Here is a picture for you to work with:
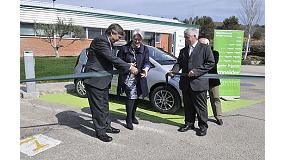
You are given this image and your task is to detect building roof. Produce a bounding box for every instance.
[20,0,199,34]
[20,0,193,27]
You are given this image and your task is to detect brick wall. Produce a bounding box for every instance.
[20,37,91,57]
[21,35,173,56]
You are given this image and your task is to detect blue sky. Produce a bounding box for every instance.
[35,0,265,24]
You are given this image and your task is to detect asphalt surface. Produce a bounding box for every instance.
[20,65,265,160]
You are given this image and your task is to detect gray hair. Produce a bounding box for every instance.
[132,29,144,39]
[199,38,210,45]
[184,28,199,38]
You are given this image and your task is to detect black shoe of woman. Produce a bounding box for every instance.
[126,122,134,130]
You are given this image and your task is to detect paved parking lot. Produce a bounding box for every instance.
[20,65,265,160]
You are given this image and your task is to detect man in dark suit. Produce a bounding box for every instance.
[199,38,223,126]
[168,28,215,136]
[84,23,138,142]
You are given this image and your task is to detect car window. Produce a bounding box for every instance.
[147,46,177,65]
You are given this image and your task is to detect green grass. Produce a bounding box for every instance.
[40,93,263,126]
[20,57,77,81]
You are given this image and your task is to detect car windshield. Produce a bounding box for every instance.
[147,46,177,65]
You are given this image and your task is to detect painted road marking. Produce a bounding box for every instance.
[20,134,61,156]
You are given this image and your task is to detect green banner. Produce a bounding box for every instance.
[213,30,244,98]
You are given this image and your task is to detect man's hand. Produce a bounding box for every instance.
[141,68,148,78]
[130,64,138,75]
[166,71,175,78]
[188,70,194,77]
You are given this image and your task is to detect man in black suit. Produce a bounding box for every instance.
[168,28,215,136]
[84,23,138,142]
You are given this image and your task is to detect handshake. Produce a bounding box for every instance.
[129,63,139,75]
[129,63,149,78]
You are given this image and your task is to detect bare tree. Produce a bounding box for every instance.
[239,0,263,60]
[34,17,85,57]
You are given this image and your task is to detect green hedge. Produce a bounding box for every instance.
[20,57,78,81]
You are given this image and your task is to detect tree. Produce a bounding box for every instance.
[172,17,179,21]
[252,25,265,40]
[222,16,241,30]
[183,16,198,25]
[239,0,263,60]
[34,17,85,57]
[196,16,215,40]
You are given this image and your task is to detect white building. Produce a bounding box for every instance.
[20,0,198,57]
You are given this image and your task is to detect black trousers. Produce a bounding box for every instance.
[182,88,208,130]
[125,99,138,122]
[85,84,111,136]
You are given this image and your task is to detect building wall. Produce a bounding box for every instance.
[20,37,91,57]
[20,35,171,56]
[20,31,173,57]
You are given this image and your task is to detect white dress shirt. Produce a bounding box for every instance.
[189,41,198,57]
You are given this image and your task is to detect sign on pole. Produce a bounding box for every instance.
[24,50,36,93]
[213,30,244,99]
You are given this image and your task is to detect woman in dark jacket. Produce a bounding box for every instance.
[117,29,150,130]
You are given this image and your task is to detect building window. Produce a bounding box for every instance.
[124,30,131,41]
[155,33,161,43]
[20,23,35,36]
[88,28,103,39]
[143,32,155,46]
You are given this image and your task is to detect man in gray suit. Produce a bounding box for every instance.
[168,28,215,136]
[84,23,138,142]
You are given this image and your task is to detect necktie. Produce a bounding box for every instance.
[188,46,193,70]
[189,45,194,57]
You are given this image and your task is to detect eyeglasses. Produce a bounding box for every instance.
[184,35,190,39]
[184,34,195,39]
[133,38,142,42]
[118,34,123,39]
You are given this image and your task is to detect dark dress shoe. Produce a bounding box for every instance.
[216,119,223,125]
[97,134,112,142]
[196,129,207,136]
[132,117,139,124]
[126,120,134,130]
[126,122,134,130]
[178,123,195,132]
[106,127,120,134]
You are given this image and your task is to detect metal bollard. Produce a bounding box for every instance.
[24,51,36,93]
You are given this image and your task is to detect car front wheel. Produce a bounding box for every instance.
[150,86,181,114]
[75,79,87,98]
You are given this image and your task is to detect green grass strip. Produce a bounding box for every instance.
[40,93,263,125]
[20,57,77,81]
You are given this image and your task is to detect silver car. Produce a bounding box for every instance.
[74,45,182,113]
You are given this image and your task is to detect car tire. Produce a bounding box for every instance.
[75,79,87,98]
[150,85,181,114]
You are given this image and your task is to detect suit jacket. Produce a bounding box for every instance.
[208,50,221,87]
[171,42,215,91]
[84,35,131,89]
[117,42,150,98]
